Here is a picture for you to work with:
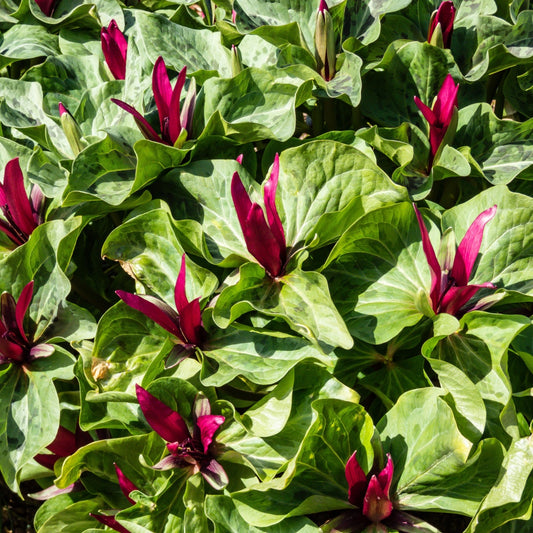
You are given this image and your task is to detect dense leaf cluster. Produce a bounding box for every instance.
[0,0,531,532]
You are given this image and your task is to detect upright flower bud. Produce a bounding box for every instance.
[314,0,336,81]
[427,1,456,49]
[101,20,128,80]
[59,103,85,156]
[231,44,243,77]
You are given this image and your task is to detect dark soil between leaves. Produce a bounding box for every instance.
[0,480,37,533]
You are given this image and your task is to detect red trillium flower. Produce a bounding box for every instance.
[414,74,459,168]
[112,56,196,147]
[101,20,128,80]
[414,204,497,316]
[135,384,228,490]
[427,1,456,48]
[231,153,287,278]
[346,451,394,525]
[116,254,205,366]
[90,464,138,533]
[0,281,54,367]
[0,158,45,247]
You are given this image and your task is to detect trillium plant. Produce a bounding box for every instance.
[0,1,531,533]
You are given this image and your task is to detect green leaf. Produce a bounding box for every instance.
[343,0,412,46]
[276,140,408,249]
[0,217,86,336]
[217,363,359,481]
[90,302,169,395]
[202,325,336,387]
[102,207,219,303]
[422,312,530,444]
[213,266,353,350]
[378,388,477,511]
[56,433,166,499]
[0,78,71,155]
[205,494,320,533]
[200,66,314,142]
[0,365,61,492]
[361,41,458,126]
[35,494,106,533]
[465,435,533,532]
[455,104,533,184]
[0,24,60,69]
[231,399,373,527]
[62,134,137,206]
[324,202,429,344]
[130,10,231,76]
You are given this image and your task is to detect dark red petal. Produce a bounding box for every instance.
[178,298,203,346]
[196,414,225,454]
[363,474,393,523]
[244,204,283,277]
[135,384,190,444]
[168,66,187,145]
[34,452,58,470]
[436,1,456,47]
[376,454,394,496]
[102,32,127,80]
[90,513,131,533]
[434,74,459,127]
[15,281,33,343]
[174,254,189,313]
[3,158,37,237]
[152,57,173,134]
[34,0,55,16]
[413,204,441,311]
[440,282,495,316]
[263,153,286,254]
[116,290,183,340]
[345,450,368,507]
[47,426,78,457]
[451,205,496,285]
[231,171,253,233]
[1,292,18,336]
[111,99,163,143]
[413,96,436,125]
[114,463,137,505]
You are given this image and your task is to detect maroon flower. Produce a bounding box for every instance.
[231,154,287,278]
[101,20,128,80]
[0,158,44,247]
[112,56,196,147]
[414,74,459,168]
[346,452,394,525]
[136,385,228,490]
[90,464,138,533]
[0,281,54,367]
[414,203,497,316]
[427,1,456,48]
[116,254,205,366]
